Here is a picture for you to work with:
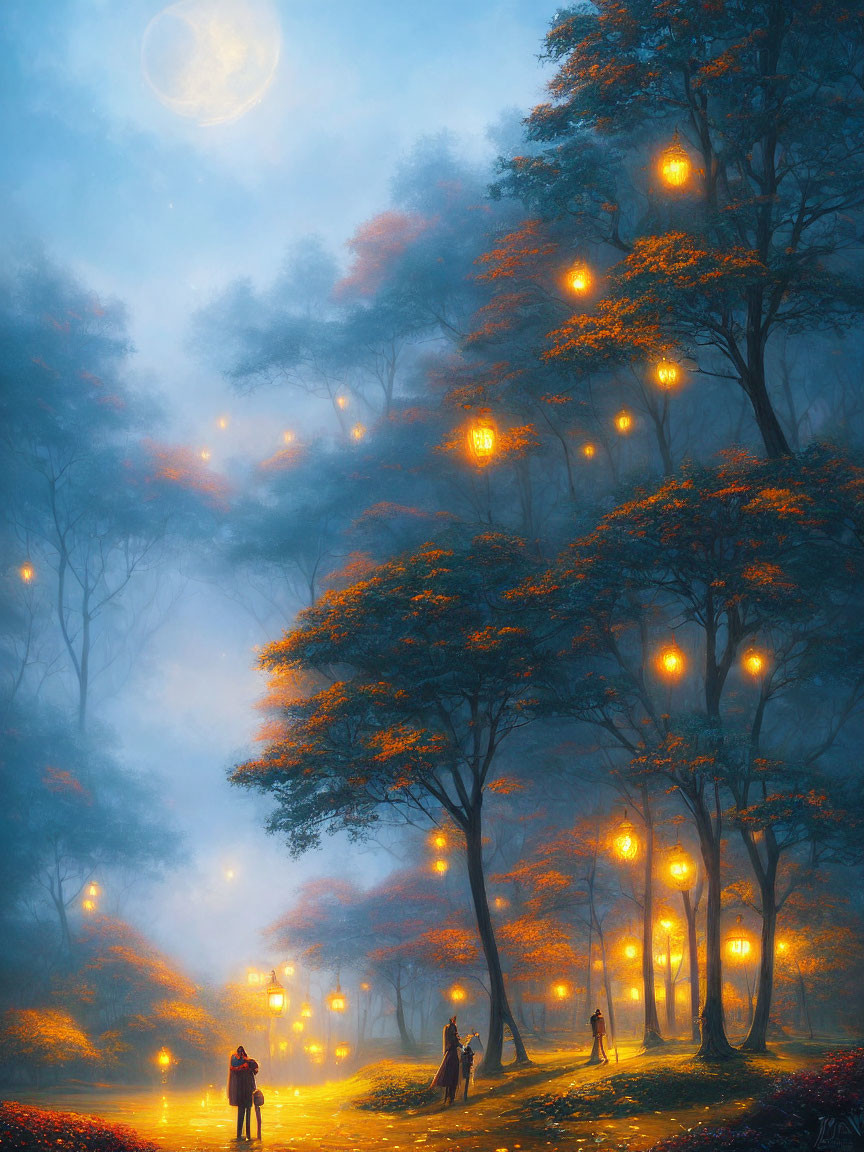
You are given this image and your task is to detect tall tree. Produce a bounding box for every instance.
[233,532,554,1072]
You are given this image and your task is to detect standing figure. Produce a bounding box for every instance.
[460,1042,475,1102]
[430,1015,462,1106]
[227,1045,257,1140]
[588,1008,609,1065]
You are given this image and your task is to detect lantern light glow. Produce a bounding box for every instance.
[656,360,680,389]
[615,410,633,435]
[19,564,34,583]
[567,262,592,295]
[613,814,639,861]
[659,131,692,188]
[658,643,685,679]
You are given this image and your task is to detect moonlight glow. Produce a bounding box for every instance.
[142,0,282,127]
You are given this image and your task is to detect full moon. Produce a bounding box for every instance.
[142,0,281,126]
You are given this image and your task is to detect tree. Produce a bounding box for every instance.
[233,532,554,1072]
[537,450,864,1056]
[498,0,864,457]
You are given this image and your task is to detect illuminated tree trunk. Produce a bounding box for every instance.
[641,788,663,1048]
[681,889,701,1043]
[739,832,779,1053]
[465,815,529,1072]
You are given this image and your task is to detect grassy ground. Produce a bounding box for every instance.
[0,1038,851,1152]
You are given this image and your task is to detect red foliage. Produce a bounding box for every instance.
[0,1103,159,1151]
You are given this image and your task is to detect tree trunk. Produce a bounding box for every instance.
[743,305,791,458]
[641,789,663,1048]
[740,885,777,1052]
[682,889,701,1043]
[394,975,415,1053]
[465,815,530,1072]
[693,814,736,1059]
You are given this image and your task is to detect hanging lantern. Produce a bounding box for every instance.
[266,970,286,1016]
[199,448,211,462]
[334,1042,351,1061]
[659,130,692,188]
[742,649,767,678]
[336,395,349,410]
[448,984,467,1003]
[725,914,753,962]
[666,843,696,891]
[582,442,596,459]
[327,986,347,1013]
[282,429,296,445]
[350,423,366,442]
[567,262,592,295]
[157,1047,172,1069]
[19,563,34,583]
[432,858,449,875]
[614,410,633,435]
[300,1002,312,1018]
[468,412,497,465]
[658,642,685,679]
[612,812,639,861]
[292,1020,304,1034]
[655,360,680,389]
[551,982,570,1001]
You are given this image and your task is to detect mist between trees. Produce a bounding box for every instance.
[3,0,864,1087]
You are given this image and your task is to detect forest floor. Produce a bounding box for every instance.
[0,1038,847,1152]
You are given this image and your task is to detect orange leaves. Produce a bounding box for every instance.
[475,219,557,283]
[144,441,230,509]
[0,1103,160,1152]
[336,211,433,299]
[487,776,527,795]
[42,765,89,800]
[0,1008,100,1066]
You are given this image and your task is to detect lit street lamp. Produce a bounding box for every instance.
[614,410,633,435]
[742,649,767,678]
[612,812,639,862]
[657,643,685,680]
[655,360,680,389]
[19,563,34,583]
[567,262,592,295]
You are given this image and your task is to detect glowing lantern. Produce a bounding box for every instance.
[82,898,96,913]
[266,970,286,1016]
[613,813,639,862]
[336,395,349,410]
[19,563,34,583]
[217,416,229,430]
[430,832,448,851]
[283,429,296,445]
[656,360,680,389]
[582,442,596,459]
[659,130,692,189]
[666,843,696,891]
[87,882,99,899]
[360,982,371,992]
[350,423,366,442]
[623,942,639,961]
[658,643,685,679]
[433,858,449,875]
[157,1047,172,1069]
[199,448,211,462]
[300,1002,312,1018]
[552,982,569,1001]
[776,940,789,955]
[567,262,592,295]
[278,1040,288,1053]
[725,915,753,962]
[659,918,675,934]
[304,1042,323,1058]
[469,417,497,464]
[334,1042,351,1061]
[629,987,641,1001]
[743,649,766,678]
[292,1020,305,1034]
[614,410,633,435]
[327,987,347,1013]
[448,985,467,1003]
[493,896,510,911]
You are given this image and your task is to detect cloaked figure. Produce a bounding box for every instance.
[431,1015,462,1105]
[227,1045,260,1140]
[587,1008,609,1065]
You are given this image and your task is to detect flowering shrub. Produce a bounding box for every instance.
[647,1049,864,1152]
[0,1103,159,1151]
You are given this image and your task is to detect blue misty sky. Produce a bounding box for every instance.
[0,0,554,978]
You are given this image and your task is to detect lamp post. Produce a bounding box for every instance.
[666,842,701,1042]
[610,808,661,1047]
[265,970,285,1081]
